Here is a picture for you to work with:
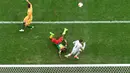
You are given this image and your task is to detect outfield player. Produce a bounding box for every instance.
[49,28,68,57]
[19,0,34,32]
[65,39,86,59]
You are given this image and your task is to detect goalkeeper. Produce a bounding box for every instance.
[49,28,68,57]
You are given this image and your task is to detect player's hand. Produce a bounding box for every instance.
[79,49,82,52]
[26,0,29,2]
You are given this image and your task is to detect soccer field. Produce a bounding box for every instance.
[0,0,130,64]
[1,24,130,64]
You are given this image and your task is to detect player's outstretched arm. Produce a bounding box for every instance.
[26,0,32,7]
[73,40,78,45]
[81,42,86,50]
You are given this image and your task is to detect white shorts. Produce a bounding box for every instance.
[71,49,79,55]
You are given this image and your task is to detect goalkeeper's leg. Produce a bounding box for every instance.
[49,32,55,39]
[62,28,68,36]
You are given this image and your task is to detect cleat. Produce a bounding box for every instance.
[50,32,54,36]
[64,28,68,31]
[74,56,79,59]
[19,29,24,32]
[62,28,68,35]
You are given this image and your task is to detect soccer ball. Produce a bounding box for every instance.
[78,2,83,7]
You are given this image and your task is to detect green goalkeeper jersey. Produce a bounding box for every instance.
[56,43,65,50]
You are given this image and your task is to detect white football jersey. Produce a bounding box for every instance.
[72,40,82,52]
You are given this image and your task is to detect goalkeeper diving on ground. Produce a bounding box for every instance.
[49,28,68,58]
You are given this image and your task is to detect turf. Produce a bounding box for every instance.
[0,0,130,64]
[0,24,130,64]
[0,0,130,21]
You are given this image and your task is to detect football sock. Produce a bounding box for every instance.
[49,32,54,39]
[21,22,25,29]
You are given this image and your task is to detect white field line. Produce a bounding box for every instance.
[0,21,130,24]
[0,64,130,67]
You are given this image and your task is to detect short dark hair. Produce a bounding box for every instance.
[61,48,67,52]
[79,39,83,43]
[28,3,30,8]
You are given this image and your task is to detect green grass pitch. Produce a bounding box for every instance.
[0,0,130,64]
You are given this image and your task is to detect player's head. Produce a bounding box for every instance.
[61,48,67,52]
[28,3,31,8]
[79,39,83,43]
